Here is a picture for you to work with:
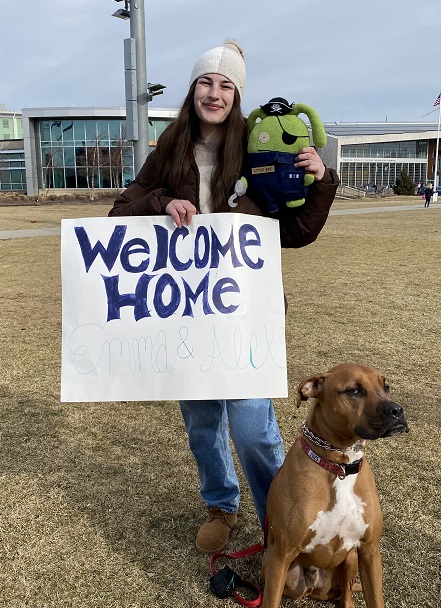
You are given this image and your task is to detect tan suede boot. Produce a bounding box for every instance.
[195,507,238,554]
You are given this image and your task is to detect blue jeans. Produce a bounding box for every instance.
[179,398,285,528]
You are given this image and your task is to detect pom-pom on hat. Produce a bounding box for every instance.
[189,40,246,100]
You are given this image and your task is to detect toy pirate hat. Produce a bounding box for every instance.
[260,98,294,115]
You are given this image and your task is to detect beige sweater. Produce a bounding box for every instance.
[194,140,219,214]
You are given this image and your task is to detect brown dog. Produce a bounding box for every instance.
[261,363,408,608]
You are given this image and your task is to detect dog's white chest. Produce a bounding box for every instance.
[305,476,368,552]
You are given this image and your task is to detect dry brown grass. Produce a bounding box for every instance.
[0,198,440,607]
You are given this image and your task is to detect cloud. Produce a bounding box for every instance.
[4,0,441,122]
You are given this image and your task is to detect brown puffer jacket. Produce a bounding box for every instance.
[108,149,339,250]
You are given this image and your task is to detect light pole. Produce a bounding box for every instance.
[112,0,163,176]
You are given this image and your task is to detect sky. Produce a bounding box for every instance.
[3,0,441,124]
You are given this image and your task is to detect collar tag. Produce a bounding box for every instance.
[307,448,321,465]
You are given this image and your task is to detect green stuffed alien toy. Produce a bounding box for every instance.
[228,97,327,212]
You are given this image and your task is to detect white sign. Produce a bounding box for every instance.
[61,214,287,402]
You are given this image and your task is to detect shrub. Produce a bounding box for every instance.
[394,170,415,195]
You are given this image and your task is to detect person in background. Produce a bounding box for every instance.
[424,183,433,207]
[108,40,339,554]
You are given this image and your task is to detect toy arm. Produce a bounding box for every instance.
[228,176,248,207]
[293,103,327,148]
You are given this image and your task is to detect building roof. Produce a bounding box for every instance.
[21,106,178,120]
[323,122,440,136]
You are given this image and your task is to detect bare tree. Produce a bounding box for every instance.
[76,133,104,201]
[40,150,54,202]
[108,134,132,194]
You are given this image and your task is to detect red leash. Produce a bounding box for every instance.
[209,542,265,607]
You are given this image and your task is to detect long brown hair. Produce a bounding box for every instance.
[153,82,248,210]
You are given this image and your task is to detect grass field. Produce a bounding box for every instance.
[0,197,440,607]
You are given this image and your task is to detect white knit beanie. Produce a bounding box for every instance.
[189,40,246,100]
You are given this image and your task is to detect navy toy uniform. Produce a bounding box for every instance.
[245,151,307,213]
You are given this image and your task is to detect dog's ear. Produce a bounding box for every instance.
[296,374,327,408]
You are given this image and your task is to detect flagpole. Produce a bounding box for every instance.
[434,94,441,197]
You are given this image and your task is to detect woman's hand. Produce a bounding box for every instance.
[294,147,326,181]
[165,199,197,228]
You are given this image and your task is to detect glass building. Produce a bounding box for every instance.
[0,108,25,191]
[23,107,176,196]
[40,118,134,190]
[321,123,440,190]
[39,116,173,190]
[20,110,441,196]
[0,143,26,191]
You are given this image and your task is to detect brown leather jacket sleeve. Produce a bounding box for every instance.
[276,167,339,248]
[108,150,179,216]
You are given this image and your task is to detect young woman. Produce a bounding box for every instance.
[109,40,339,554]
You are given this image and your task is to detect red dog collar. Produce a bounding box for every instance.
[300,437,363,480]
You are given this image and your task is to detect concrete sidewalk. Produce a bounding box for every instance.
[0,203,439,240]
[0,226,61,240]
[329,203,440,215]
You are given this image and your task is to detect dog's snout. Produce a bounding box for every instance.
[382,401,404,419]
[377,400,409,437]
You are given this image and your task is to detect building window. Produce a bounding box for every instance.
[339,159,426,189]
[341,140,427,160]
[38,118,139,190]
[2,119,9,129]
[339,139,428,188]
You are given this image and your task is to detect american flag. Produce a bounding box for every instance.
[434,93,441,107]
